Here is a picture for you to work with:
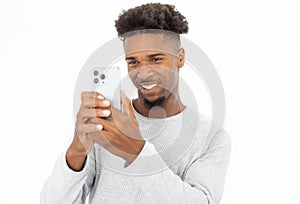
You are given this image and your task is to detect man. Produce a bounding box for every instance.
[41,3,231,204]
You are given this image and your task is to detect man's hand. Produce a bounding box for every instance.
[66,91,111,171]
[66,91,145,171]
[87,91,145,164]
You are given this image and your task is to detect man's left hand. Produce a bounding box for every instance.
[87,91,145,164]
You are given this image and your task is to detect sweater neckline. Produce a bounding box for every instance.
[132,103,189,122]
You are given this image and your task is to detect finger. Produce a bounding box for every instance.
[81,91,104,101]
[95,117,115,131]
[78,108,111,121]
[110,106,123,121]
[109,107,141,140]
[86,117,98,124]
[76,123,103,135]
[82,97,111,108]
[120,91,131,116]
[88,111,120,124]
[128,100,138,126]
[120,91,138,126]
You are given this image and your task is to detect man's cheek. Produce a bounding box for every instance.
[127,74,139,88]
[128,71,135,81]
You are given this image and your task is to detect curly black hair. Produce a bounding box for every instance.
[115,3,189,36]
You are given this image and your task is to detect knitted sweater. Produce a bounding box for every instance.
[41,107,231,204]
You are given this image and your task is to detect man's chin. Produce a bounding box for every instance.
[144,96,166,108]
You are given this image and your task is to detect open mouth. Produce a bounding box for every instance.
[141,83,157,90]
[138,81,160,95]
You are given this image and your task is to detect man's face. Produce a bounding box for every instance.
[123,34,185,105]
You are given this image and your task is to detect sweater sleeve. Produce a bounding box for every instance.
[40,147,96,204]
[124,130,231,204]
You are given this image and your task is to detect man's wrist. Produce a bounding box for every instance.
[66,145,88,172]
[125,140,145,164]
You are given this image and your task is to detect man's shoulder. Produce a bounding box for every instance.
[184,106,230,150]
[183,107,212,130]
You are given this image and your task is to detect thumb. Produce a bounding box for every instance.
[120,90,138,126]
[120,90,130,115]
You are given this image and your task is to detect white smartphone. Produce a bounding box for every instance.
[91,67,121,111]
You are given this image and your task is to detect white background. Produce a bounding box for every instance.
[1,0,300,203]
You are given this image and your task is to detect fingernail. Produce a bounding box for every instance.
[103,100,110,105]
[96,124,103,130]
[102,110,110,116]
[98,95,104,99]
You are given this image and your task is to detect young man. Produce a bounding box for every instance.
[41,3,231,204]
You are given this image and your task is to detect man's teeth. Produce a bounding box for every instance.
[141,84,156,90]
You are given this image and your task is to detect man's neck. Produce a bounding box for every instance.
[133,94,186,118]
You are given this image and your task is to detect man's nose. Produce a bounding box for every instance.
[136,65,154,79]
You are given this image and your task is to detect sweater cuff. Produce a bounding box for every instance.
[58,151,89,178]
[124,140,156,168]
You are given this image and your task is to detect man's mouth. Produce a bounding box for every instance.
[137,81,160,95]
[141,83,157,90]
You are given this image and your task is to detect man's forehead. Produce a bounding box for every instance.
[123,33,179,56]
[125,50,169,58]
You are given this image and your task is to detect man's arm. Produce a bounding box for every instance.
[40,91,112,204]
[125,130,231,204]
[40,146,96,204]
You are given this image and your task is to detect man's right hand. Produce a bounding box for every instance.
[66,91,111,171]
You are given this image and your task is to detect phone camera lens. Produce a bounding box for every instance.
[94,78,99,84]
[100,74,105,79]
[94,70,98,76]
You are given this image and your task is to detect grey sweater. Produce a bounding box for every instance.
[40,107,231,204]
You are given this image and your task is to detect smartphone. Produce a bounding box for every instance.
[91,67,121,111]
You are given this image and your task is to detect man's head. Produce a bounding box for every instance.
[115,3,189,109]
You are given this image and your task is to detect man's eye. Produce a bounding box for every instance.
[150,57,163,63]
[128,60,138,65]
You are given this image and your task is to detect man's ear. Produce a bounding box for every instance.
[177,48,185,68]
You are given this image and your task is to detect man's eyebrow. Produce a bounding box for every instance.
[125,56,136,61]
[125,53,166,61]
[147,53,166,58]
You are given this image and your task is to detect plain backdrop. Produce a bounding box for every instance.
[1,0,300,203]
